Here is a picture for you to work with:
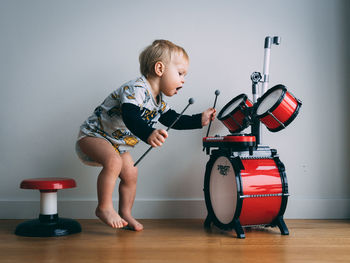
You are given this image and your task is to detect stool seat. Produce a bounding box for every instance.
[20,177,76,190]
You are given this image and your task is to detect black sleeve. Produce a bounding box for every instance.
[121,103,155,143]
[158,109,202,130]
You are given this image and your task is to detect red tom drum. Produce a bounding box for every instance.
[204,148,289,238]
[255,85,302,132]
[217,94,253,133]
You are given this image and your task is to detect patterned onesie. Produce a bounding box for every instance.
[76,76,202,165]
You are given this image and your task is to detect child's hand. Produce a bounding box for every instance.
[201,108,216,126]
[147,129,168,147]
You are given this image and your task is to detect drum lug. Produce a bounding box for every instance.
[270,148,278,157]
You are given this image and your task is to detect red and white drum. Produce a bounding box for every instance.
[204,148,289,238]
[255,84,302,132]
[217,94,253,133]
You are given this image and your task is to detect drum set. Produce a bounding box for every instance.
[202,36,302,238]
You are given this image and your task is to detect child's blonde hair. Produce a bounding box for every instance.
[139,39,189,78]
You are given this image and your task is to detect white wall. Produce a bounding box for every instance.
[1,0,349,219]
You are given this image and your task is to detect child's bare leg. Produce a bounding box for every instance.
[78,137,128,228]
[118,152,143,231]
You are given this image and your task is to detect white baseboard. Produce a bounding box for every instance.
[1,198,349,219]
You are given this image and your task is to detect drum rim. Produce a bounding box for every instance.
[255,84,287,117]
[203,151,244,230]
[217,94,250,121]
[272,155,289,221]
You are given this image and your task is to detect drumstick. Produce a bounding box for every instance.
[134,98,195,167]
[203,90,220,151]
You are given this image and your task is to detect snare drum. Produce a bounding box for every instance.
[255,85,302,132]
[203,147,289,238]
[217,94,253,133]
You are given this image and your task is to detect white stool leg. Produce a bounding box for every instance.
[40,191,57,215]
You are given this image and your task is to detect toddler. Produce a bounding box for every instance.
[76,40,216,231]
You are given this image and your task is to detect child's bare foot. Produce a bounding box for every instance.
[95,207,128,229]
[120,213,144,231]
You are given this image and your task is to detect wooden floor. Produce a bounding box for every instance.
[1,219,350,263]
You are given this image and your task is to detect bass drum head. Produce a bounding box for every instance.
[256,87,283,116]
[209,156,237,225]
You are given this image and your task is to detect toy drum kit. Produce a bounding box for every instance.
[202,36,302,239]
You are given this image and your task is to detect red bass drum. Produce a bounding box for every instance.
[203,148,289,238]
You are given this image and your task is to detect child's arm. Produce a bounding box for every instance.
[122,103,156,142]
[158,108,216,129]
[121,103,167,147]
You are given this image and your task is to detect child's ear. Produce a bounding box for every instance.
[154,61,165,77]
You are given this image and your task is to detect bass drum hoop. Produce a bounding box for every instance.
[203,151,244,230]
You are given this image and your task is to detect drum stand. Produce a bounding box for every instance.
[203,36,289,239]
[250,71,262,145]
[204,215,246,239]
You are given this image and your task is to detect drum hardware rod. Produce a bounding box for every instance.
[259,36,281,146]
[249,146,253,156]
[134,98,194,166]
[267,111,286,128]
[251,117,261,146]
[229,115,243,129]
[240,193,289,199]
[251,72,262,145]
[261,36,281,96]
[239,156,273,160]
[203,90,220,151]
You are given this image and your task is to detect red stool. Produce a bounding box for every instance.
[15,177,82,237]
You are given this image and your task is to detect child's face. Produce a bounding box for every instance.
[159,52,189,97]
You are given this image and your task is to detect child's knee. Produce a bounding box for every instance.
[121,167,138,184]
[103,154,122,171]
